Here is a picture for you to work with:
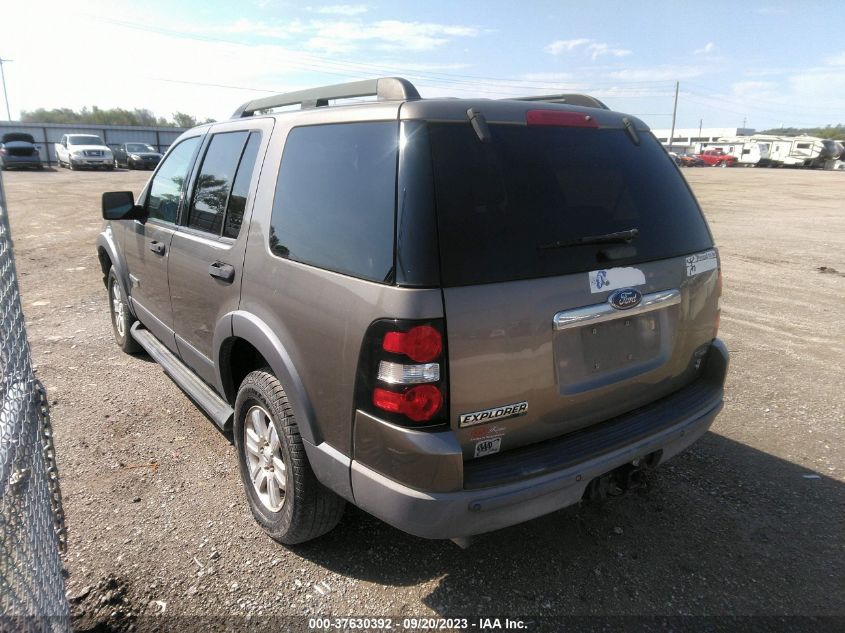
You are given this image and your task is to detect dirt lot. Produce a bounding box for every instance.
[2,165,844,631]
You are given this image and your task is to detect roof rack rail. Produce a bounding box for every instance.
[508,93,610,110]
[232,77,421,118]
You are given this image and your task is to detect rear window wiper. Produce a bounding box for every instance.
[538,228,639,250]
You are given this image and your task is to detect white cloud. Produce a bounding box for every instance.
[216,18,307,39]
[544,38,631,60]
[544,38,591,55]
[307,4,369,16]
[694,42,716,55]
[519,72,574,83]
[609,66,707,81]
[826,51,845,66]
[305,20,480,53]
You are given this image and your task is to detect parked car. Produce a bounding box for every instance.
[679,154,706,167]
[109,142,163,170]
[55,134,114,170]
[697,149,737,167]
[0,132,43,170]
[97,77,728,545]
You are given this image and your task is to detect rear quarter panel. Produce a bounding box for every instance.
[238,105,443,456]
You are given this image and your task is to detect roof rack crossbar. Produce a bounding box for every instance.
[232,77,420,118]
[509,93,610,110]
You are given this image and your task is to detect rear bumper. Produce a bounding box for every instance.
[349,339,728,540]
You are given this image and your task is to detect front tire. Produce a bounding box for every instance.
[107,267,140,354]
[234,369,345,544]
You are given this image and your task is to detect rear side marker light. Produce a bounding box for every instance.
[373,385,443,422]
[382,325,442,362]
[377,360,440,384]
[526,110,599,128]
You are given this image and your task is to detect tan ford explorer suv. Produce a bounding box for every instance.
[97,77,728,545]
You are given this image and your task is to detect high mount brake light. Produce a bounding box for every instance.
[526,110,599,128]
[383,325,442,363]
[373,385,443,423]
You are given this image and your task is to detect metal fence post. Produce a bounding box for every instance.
[0,172,70,633]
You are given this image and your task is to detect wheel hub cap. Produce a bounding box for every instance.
[244,405,286,512]
[111,281,125,337]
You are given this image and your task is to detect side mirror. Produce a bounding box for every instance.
[102,191,147,221]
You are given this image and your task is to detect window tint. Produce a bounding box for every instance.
[269,122,396,282]
[427,123,713,286]
[223,132,261,239]
[147,137,200,223]
[188,131,249,234]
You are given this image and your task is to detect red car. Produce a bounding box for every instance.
[697,149,736,167]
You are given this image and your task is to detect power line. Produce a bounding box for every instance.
[93,16,679,94]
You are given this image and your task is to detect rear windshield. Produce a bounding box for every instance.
[68,136,104,145]
[427,122,713,286]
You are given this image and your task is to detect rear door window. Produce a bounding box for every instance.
[187,131,250,235]
[269,122,397,283]
[427,123,713,286]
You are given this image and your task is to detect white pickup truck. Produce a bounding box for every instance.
[55,134,114,170]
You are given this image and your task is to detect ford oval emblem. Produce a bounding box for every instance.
[608,288,642,310]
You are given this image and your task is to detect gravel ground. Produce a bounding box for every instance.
[2,165,843,631]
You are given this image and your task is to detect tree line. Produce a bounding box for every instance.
[757,124,845,141]
[20,106,215,129]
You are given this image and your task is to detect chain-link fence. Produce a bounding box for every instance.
[0,173,70,633]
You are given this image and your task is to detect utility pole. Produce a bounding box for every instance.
[668,81,679,152]
[0,57,12,121]
[698,118,703,152]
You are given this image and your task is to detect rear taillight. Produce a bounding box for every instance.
[354,319,448,427]
[382,325,442,362]
[373,385,443,422]
[526,109,599,128]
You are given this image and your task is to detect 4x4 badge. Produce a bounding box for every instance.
[460,401,528,427]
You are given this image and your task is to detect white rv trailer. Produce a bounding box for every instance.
[718,135,833,167]
[702,140,771,166]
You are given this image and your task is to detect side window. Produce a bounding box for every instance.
[223,132,261,239]
[187,131,249,234]
[269,122,397,283]
[147,137,200,223]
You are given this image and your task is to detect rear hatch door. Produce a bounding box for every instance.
[425,117,721,460]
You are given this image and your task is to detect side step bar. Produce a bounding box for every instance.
[130,322,233,431]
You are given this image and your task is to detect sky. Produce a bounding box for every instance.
[1,0,844,131]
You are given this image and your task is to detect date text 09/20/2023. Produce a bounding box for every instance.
[307,617,528,630]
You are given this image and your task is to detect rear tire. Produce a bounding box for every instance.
[234,369,345,544]
[107,267,141,354]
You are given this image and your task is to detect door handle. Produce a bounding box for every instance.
[208,261,235,283]
[149,240,165,255]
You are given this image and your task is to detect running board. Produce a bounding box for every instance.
[130,322,233,431]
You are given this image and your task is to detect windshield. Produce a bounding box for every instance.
[426,122,713,286]
[126,143,156,153]
[68,135,104,146]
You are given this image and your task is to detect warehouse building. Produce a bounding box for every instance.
[652,127,755,153]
